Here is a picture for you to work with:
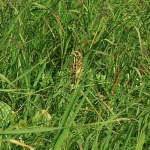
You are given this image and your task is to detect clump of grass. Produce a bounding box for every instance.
[0,0,150,149]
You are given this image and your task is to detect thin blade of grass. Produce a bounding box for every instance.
[53,86,91,150]
[0,74,16,89]
[12,58,47,83]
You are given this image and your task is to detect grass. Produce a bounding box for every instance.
[0,0,150,149]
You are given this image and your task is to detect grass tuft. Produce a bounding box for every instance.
[0,0,150,149]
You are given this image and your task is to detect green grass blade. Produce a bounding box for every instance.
[0,74,16,89]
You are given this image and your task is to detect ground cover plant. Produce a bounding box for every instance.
[0,0,150,149]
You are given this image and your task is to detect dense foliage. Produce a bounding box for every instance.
[0,0,150,149]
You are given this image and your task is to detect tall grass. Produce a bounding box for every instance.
[0,0,150,149]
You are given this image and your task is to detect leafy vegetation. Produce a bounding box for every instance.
[0,0,150,149]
